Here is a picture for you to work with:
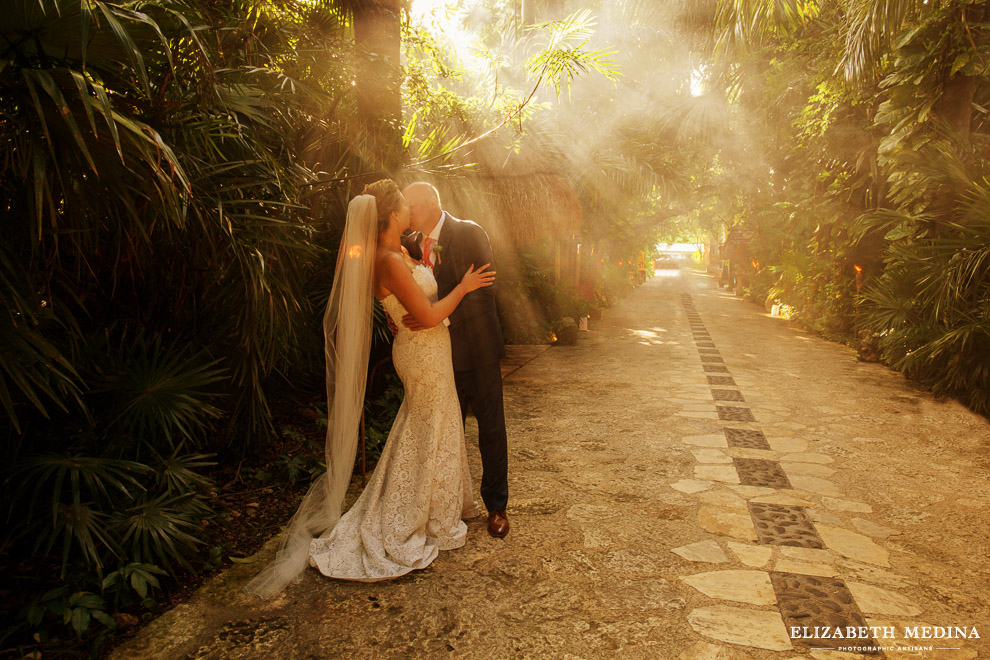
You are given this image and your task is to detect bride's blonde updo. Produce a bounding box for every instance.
[362,179,403,232]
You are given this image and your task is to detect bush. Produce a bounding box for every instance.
[495,240,636,344]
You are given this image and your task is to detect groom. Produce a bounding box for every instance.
[401,182,510,539]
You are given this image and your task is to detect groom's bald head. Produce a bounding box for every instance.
[403,182,443,233]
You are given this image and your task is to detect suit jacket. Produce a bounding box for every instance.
[431,212,506,372]
[401,231,424,261]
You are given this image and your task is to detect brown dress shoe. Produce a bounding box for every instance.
[487,510,510,538]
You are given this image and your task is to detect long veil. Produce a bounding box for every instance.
[245,194,378,598]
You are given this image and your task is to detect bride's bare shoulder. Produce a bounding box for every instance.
[377,248,415,275]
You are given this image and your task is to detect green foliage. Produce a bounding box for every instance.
[524,10,619,97]
[696,0,989,415]
[26,587,115,638]
[401,8,619,168]
[102,563,167,603]
[114,491,206,573]
[1,1,355,644]
[273,453,312,484]
[13,560,166,652]
[13,454,148,575]
[856,170,990,413]
[363,370,405,462]
[497,240,621,344]
[95,336,227,458]
[5,449,216,575]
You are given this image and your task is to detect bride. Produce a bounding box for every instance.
[246,179,494,597]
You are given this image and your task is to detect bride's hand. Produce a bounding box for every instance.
[460,264,496,292]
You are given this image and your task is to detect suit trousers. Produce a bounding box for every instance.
[454,361,508,511]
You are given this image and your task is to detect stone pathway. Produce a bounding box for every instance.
[111,268,989,660]
[672,293,981,660]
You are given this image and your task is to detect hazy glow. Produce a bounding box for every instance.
[690,70,704,97]
[658,243,703,253]
[410,0,477,61]
[410,0,452,21]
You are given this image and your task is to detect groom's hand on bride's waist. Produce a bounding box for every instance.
[402,313,432,331]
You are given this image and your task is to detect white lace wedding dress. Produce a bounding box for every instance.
[308,262,480,581]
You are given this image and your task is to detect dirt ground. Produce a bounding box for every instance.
[110,266,989,660]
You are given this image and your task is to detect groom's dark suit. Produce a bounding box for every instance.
[431,212,508,512]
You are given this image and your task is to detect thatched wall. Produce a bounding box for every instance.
[410,132,582,259]
[404,132,583,342]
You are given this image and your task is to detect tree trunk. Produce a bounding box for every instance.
[521,0,536,26]
[927,70,974,236]
[352,0,403,175]
[939,3,987,138]
[938,73,974,137]
[521,0,566,24]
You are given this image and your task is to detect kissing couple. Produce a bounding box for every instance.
[247,180,510,597]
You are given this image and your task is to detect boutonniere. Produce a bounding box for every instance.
[431,243,443,266]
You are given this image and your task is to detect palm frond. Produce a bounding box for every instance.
[113,492,204,573]
[92,336,226,454]
[839,0,919,80]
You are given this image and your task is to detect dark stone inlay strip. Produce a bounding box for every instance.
[717,405,755,421]
[734,457,792,489]
[771,572,880,654]
[724,428,770,449]
[749,503,824,549]
[683,292,880,657]
[712,389,745,402]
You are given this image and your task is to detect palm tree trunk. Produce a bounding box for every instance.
[937,3,982,138]
[522,0,536,25]
[927,70,974,236]
[938,73,974,136]
[353,0,403,174]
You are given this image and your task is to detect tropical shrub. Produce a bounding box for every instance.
[0,0,349,651]
[692,0,989,414]
[855,145,990,413]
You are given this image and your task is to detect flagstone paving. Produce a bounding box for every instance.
[110,267,989,660]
